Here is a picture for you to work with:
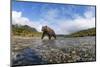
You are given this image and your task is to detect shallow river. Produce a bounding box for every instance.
[11,36,96,66]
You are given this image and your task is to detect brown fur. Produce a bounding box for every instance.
[41,26,56,40]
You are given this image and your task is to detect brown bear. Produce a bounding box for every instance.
[41,26,56,40]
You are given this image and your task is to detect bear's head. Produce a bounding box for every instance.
[41,26,48,32]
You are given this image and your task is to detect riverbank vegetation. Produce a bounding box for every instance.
[67,28,96,37]
[12,24,42,37]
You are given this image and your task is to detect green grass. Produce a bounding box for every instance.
[12,24,42,37]
[67,28,96,37]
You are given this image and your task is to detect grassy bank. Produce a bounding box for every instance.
[12,24,42,37]
[66,28,96,37]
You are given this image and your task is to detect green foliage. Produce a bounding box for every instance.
[68,28,96,37]
[12,24,42,37]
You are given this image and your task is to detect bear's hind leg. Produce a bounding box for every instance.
[53,35,56,39]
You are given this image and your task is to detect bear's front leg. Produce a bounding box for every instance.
[48,35,51,40]
[41,32,45,39]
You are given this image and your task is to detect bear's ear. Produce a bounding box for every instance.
[45,26,48,28]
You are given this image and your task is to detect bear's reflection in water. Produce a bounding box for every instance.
[41,40,57,48]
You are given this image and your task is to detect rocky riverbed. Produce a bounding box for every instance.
[11,36,96,67]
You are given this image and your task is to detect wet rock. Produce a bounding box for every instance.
[12,48,47,67]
